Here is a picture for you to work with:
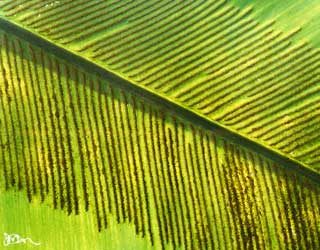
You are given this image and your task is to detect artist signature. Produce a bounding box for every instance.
[3,233,40,247]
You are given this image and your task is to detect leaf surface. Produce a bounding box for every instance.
[0,1,319,250]
[0,0,319,172]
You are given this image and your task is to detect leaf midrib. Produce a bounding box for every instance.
[1,17,319,182]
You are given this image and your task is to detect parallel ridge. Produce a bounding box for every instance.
[1,0,319,170]
[230,0,320,48]
[1,31,320,250]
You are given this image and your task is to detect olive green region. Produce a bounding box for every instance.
[0,0,319,172]
[0,191,156,250]
[0,29,320,250]
[230,0,320,47]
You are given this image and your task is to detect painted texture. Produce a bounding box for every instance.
[0,191,155,250]
[0,1,319,250]
[0,30,319,250]
[0,0,319,170]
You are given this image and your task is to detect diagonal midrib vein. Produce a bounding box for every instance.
[1,17,319,183]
